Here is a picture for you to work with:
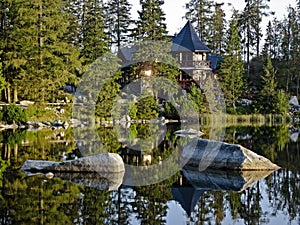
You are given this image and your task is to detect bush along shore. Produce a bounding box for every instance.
[0,103,293,131]
[0,104,75,130]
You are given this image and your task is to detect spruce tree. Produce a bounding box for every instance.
[0,0,21,102]
[64,0,82,47]
[255,56,277,113]
[209,3,226,55]
[134,0,168,41]
[1,0,81,102]
[240,0,272,76]
[80,0,110,66]
[219,11,245,110]
[130,0,180,119]
[262,21,275,58]
[106,0,132,48]
[184,0,214,43]
[0,51,8,93]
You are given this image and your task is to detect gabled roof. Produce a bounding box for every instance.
[172,21,211,52]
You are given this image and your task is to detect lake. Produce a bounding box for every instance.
[0,123,299,225]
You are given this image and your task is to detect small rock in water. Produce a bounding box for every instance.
[45,172,54,179]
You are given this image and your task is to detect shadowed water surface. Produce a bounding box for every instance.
[0,124,299,224]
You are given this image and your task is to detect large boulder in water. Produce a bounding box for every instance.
[182,138,280,171]
[21,153,125,173]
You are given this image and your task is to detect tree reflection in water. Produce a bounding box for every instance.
[0,124,299,224]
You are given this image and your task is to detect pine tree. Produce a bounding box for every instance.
[240,0,272,77]
[130,0,178,82]
[64,0,82,47]
[219,11,245,110]
[80,0,110,66]
[1,0,81,102]
[106,0,132,48]
[0,0,21,102]
[133,0,168,41]
[184,0,214,42]
[209,3,226,55]
[0,51,8,93]
[255,56,277,113]
[262,21,275,58]
[130,0,180,119]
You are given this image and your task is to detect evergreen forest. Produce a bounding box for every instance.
[0,0,300,119]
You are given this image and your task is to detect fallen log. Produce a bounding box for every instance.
[182,138,280,171]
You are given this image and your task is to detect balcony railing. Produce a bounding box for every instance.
[178,60,211,68]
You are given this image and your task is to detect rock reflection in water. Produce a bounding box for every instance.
[172,168,275,217]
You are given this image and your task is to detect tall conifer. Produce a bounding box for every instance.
[133,0,168,41]
[219,11,245,109]
[106,0,132,48]
[185,0,214,43]
[1,0,81,102]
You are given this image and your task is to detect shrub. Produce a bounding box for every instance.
[3,104,27,124]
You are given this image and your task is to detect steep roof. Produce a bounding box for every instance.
[172,21,211,52]
[171,187,204,216]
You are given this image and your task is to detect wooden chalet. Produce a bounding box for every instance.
[118,21,222,90]
[172,21,222,89]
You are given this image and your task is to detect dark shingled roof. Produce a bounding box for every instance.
[206,55,224,70]
[172,21,211,52]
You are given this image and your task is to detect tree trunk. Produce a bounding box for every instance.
[13,88,18,103]
[7,87,11,103]
[14,143,18,161]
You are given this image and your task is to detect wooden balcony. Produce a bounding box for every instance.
[178,60,211,69]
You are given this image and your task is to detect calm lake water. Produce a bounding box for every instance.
[0,123,299,225]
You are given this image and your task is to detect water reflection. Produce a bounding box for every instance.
[0,124,299,224]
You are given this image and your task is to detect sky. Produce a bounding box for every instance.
[129,0,298,36]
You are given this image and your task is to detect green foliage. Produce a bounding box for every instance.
[219,12,245,110]
[79,52,122,120]
[184,0,214,42]
[2,129,27,147]
[135,96,159,120]
[134,0,168,41]
[2,104,27,124]
[188,83,205,114]
[254,56,284,114]
[95,78,121,119]
[128,101,138,119]
[0,156,8,190]
[1,0,81,102]
[163,101,179,119]
[25,103,72,122]
[106,0,132,47]
[0,50,8,93]
[274,90,289,115]
[79,1,110,66]
[209,3,226,54]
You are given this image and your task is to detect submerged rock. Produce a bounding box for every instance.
[175,129,204,136]
[182,138,280,171]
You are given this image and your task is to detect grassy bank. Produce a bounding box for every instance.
[200,113,291,127]
[0,103,291,128]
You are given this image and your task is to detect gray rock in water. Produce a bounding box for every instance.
[182,138,280,171]
[21,153,125,174]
